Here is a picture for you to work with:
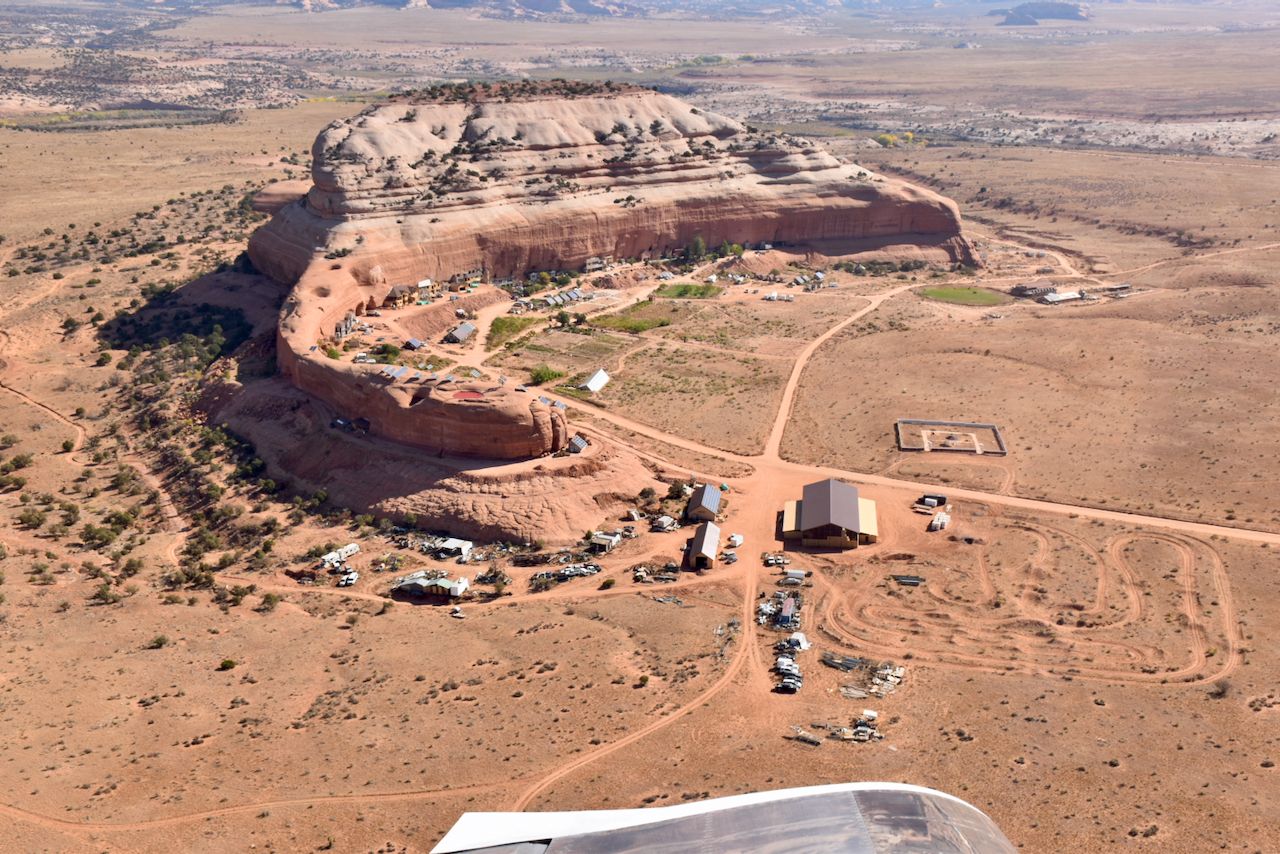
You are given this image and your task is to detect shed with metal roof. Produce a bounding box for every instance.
[445,321,477,344]
[688,521,721,570]
[685,483,721,522]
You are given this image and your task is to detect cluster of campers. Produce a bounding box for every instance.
[320,543,360,587]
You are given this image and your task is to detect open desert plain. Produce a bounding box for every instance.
[1,0,1278,851]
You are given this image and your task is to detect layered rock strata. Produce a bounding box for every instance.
[249,84,975,459]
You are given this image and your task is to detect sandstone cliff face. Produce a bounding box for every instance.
[249,87,975,460]
[205,376,655,545]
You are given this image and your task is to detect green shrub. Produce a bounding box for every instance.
[487,315,538,349]
[528,364,564,385]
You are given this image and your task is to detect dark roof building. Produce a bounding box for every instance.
[782,478,878,549]
[384,284,417,307]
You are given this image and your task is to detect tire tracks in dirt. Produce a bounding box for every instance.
[0,779,511,836]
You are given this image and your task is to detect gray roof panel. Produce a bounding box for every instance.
[800,479,861,534]
[687,484,721,516]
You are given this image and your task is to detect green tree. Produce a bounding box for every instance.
[686,235,707,261]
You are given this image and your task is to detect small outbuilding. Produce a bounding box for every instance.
[589,531,622,553]
[445,322,477,344]
[436,538,473,559]
[688,521,721,571]
[684,483,721,522]
[651,515,678,533]
[580,368,610,394]
[394,572,470,599]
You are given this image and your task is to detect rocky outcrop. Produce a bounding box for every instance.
[204,376,655,544]
[249,83,975,460]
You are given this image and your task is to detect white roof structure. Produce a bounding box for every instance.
[690,521,721,563]
[580,368,610,393]
[320,543,360,565]
[1041,291,1083,304]
[394,572,469,598]
[438,537,473,555]
[589,531,622,549]
[431,782,1015,853]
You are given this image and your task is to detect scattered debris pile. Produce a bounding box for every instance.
[790,710,885,746]
[759,590,803,630]
[530,563,602,590]
[822,653,908,698]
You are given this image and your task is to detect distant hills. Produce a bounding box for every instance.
[110,0,1099,21]
[239,0,977,18]
[989,2,1090,26]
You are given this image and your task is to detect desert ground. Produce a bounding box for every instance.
[1,2,1279,852]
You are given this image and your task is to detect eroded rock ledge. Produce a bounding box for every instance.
[249,83,975,461]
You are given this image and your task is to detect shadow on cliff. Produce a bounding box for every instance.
[95,253,287,376]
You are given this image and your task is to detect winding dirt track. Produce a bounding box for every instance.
[0,779,511,835]
[815,525,1240,687]
[510,555,760,811]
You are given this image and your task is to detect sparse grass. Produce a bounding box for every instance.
[654,283,722,299]
[920,286,1008,306]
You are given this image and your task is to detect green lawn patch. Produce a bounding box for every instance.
[528,364,565,385]
[590,313,672,334]
[653,283,722,299]
[486,315,540,349]
[919,286,1007,306]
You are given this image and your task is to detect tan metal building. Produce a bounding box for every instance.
[782,479,878,549]
[688,521,721,570]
